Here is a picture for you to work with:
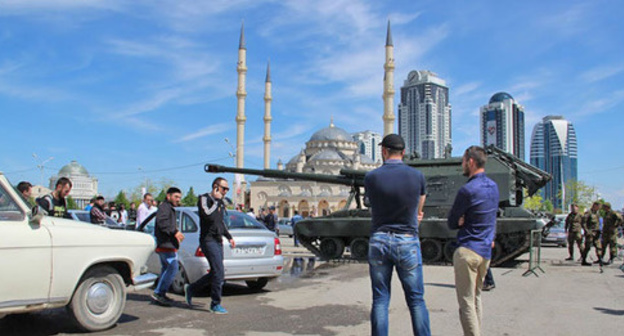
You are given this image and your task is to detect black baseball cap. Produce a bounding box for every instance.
[379,134,405,150]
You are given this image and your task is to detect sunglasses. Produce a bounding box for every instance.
[218,185,230,192]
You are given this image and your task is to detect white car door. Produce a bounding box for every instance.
[0,182,52,308]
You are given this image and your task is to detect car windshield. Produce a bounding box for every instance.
[552,217,565,229]
[0,183,25,221]
[193,210,265,230]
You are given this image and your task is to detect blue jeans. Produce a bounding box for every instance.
[368,232,430,336]
[155,251,178,296]
[188,239,225,305]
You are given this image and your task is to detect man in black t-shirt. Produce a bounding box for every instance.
[36,177,72,218]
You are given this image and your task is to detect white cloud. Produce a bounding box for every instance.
[580,65,624,83]
[114,88,182,118]
[576,89,624,117]
[175,123,232,143]
[454,81,481,97]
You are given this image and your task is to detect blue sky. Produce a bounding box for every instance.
[1,0,623,207]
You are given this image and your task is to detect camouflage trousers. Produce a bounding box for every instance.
[582,234,602,260]
[601,233,618,259]
[567,231,583,258]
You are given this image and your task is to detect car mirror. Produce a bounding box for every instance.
[29,206,44,226]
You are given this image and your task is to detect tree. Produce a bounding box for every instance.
[523,193,544,212]
[557,179,600,211]
[66,196,78,210]
[129,178,159,204]
[114,191,130,209]
[155,189,166,203]
[542,200,554,213]
[182,187,198,207]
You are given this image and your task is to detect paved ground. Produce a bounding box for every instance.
[1,237,623,336]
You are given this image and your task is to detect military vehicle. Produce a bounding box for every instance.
[206,145,551,266]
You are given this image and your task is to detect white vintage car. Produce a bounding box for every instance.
[0,172,156,331]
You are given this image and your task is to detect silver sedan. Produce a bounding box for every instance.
[146,208,284,293]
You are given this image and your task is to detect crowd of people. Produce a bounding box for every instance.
[562,201,623,273]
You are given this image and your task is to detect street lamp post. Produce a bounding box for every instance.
[32,153,54,187]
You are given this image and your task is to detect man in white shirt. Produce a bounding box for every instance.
[136,193,154,229]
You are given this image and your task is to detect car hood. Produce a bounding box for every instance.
[44,216,155,248]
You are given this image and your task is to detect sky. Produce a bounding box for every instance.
[1,0,623,207]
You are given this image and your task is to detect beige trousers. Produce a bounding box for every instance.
[453,247,490,336]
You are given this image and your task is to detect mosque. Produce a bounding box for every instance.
[234,22,397,217]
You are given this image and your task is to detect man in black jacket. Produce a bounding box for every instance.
[151,187,184,306]
[90,196,107,225]
[185,177,235,314]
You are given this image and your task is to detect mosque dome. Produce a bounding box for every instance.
[489,92,514,104]
[309,121,352,142]
[309,149,348,162]
[58,160,89,176]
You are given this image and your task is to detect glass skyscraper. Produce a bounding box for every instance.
[480,92,525,160]
[398,70,452,159]
[530,115,578,210]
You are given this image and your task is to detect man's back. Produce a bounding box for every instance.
[364,159,426,235]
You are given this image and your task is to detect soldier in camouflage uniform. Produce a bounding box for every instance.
[581,202,603,270]
[564,204,584,261]
[600,202,623,265]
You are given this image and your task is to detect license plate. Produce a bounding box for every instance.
[233,247,263,255]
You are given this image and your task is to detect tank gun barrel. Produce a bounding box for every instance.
[205,164,364,187]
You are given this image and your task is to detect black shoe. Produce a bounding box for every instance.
[151,293,172,307]
[482,283,495,291]
[603,259,612,265]
[565,257,574,261]
[581,261,592,266]
[600,267,604,274]
[594,259,603,264]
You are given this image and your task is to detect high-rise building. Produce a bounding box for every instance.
[352,130,382,163]
[480,92,525,160]
[530,115,578,210]
[398,70,452,159]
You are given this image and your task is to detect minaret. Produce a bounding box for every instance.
[263,61,272,169]
[236,21,247,169]
[382,20,396,136]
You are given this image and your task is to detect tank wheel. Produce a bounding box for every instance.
[350,238,369,260]
[320,238,345,260]
[421,239,442,263]
[491,242,503,263]
[443,240,458,262]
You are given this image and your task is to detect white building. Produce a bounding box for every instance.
[398,70,452,159]
[352,130,382,163]
[49,161,98,209]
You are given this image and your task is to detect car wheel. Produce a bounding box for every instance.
[350,238,369,260]
[171,263,188,295]
[319,237,345,260]
[68,266,126,332]
[245,278,269,290]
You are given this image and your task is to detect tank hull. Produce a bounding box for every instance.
[295,210,537,266]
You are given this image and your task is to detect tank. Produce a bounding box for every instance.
[205,145,552,266]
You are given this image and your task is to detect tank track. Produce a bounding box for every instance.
[298,232,531,266]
